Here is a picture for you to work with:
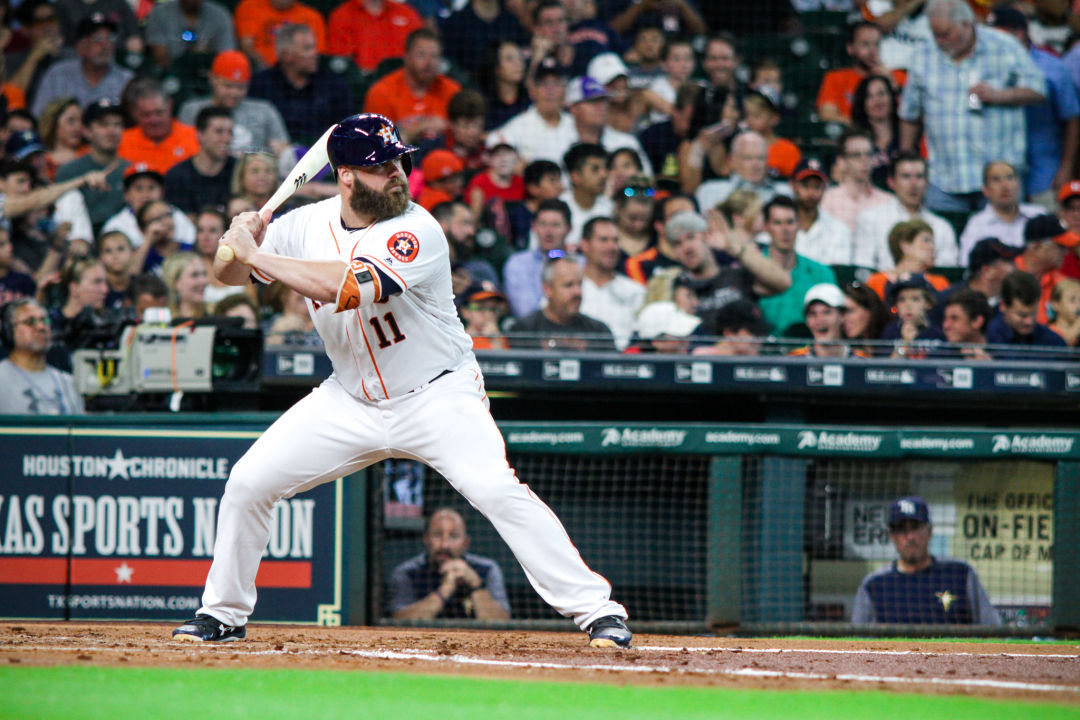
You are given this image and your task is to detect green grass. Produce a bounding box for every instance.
[1,667,1077,720]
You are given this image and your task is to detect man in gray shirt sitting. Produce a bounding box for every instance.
[388,508,511,620]
[0,298,84,415]
[31,14,134,118]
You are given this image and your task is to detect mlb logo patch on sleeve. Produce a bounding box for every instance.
[387,231,420,262]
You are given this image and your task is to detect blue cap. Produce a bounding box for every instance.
[888,496,930,528]
[6,130,45,161]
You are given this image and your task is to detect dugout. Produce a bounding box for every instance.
[0,409,1077,636]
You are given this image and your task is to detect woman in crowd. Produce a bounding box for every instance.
[849,75,900,190]
[865,219,950,300]
[606,150,646,199]
[230,153,278,212]
[135,199,183,274]
[161,251,208,321]
[213,293,261,330]
[48,255,109,359]
[38,97,84,177]
[480,40,529,131]
[96,230,136,311]
[842,281,889,357]
[193,206,249,307]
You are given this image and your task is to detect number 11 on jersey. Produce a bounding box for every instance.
[370,312,406,348]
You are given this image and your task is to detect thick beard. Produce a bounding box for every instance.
[348,178,410,222]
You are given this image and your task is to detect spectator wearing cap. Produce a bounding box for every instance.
[431,199,507,288]
[695,131,791,213]
[503,198,573,317]
[234,0,326,70]
[1015,214,1079,323]
[179,50,290,157]
[579,216,645,350]
[899,0,1045,214]
[117,80,199,174]
[247,24,352,147]
[853,152,960,270]
[879,273,946,358]
[561,143,613,249]
[852,496,1001,625]
[667,209,791,334]
[326,0,421,73]
[866,218,951,301]
[789,283,868,358]
[758,195,837,336]
[53,0,142,56]
[101,164,197,251]
[742,88,801,180]
[985,269,1067,355]
[492,59,577,167]
[164,107,237,216]
[815,21,905,125]
[930,237,1019,326]
[567,76,654,178]
[820,128,892,234]
[988,6,1080,211]
[416,150,465,212]
[587,53,642,136]
[145,0,237,69]
[933,288,993,360]
[458,282,510,351]
[363,29,462,146]
[54,99,127,234]
[30,14,135,119]
[958,160,1044,264]
[789,157,852,266]
[1055,180,1080,280]
[626,300,702,354]
[691,298,769,356]
[441,0,528,83]
[6,130,49,183]
[505,255,616,351]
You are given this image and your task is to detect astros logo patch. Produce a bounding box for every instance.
[387,231,420,262]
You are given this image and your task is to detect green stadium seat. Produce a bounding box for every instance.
[936,210,971,240]
[162,51,216,108]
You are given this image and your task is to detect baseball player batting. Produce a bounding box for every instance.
[173,113,631,648]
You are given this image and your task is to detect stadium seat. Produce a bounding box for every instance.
[161,51,215,108]
[319,55,372,107]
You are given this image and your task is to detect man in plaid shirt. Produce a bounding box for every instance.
[899,0,1045,214]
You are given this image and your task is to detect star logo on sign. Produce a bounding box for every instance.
[378,124,396,144]
[936,589,955,612]
[105,449,131,480]
[115,562,134,583]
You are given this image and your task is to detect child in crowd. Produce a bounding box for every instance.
[466,139,524,221]
[96,231,135,310]
[506,159,565,250]
[881,274,945,358]
[1049,278,1080,346]
[742,89,800,179]
[416,149,466,211]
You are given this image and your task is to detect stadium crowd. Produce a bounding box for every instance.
[1,0,1079,412]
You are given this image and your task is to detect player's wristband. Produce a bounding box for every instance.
[335,259,380,312]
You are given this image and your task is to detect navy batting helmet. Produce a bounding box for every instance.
[327,113,417,175]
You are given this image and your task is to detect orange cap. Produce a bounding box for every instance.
[1058,180,1080,204]
[421,149,464,180]
[211,50,251,82]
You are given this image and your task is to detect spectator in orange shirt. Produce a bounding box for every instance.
[416,149,465,211]
[117,80,200,173]
[364,29,462,145]
[233,0,326,70]
[1015,214,1079,324]
[816,21,905,124]
[742,88,800,179]
[327,0,424,72]
[865,218,951,300]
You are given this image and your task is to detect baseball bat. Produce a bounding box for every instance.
[217,124,336,262]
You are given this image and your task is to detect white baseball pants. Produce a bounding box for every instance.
[198,361,626,629]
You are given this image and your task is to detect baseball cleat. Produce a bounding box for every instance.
[172,614,246,642]
[587,615,632,648]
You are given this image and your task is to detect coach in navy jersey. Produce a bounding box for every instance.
[852,496,1001,625]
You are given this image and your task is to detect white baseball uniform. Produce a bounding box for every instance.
[198,196,626,629]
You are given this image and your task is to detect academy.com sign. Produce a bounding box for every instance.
[797,430,882,452]
[601,427,687,448]
[991,434,1075,454]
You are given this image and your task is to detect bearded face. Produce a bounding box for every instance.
[347,172,410,222]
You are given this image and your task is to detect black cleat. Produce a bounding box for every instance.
[587,615,632,648]
[172,614,246,642]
